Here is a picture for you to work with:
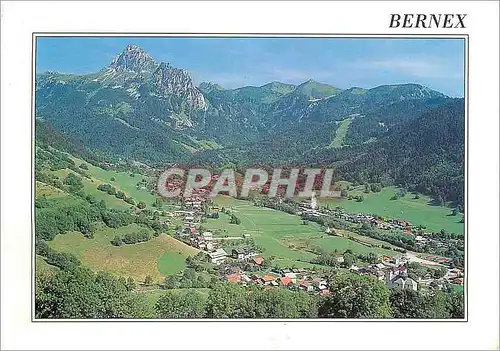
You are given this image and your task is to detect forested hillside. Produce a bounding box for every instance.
[35,44,465,205]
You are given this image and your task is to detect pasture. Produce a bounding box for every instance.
[209,196,398,265]
[48,223,198,282]
[68,155,156,206]
[322,186,464,235]
[329,117,353,148]
[53,168,132,210]
[35,181,66,198]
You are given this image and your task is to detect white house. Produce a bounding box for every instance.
[202,232,213,242]
[208,248,227,265]
[206,242,214,252]
[387,274,418,291]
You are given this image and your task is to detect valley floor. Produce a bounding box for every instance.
[35,152,464,292]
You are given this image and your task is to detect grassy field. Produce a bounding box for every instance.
[329,117,353,148]
[209,196,399,266]
[157,252,188,275]
[452,284,464,293]
[48,223,199,282]
[272,259,326,270]
[321,186,464,235]
[52,168,132,210]
[35,181,66,198]
[67,155,156,206]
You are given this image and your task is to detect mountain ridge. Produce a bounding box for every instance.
[35,44,463,205]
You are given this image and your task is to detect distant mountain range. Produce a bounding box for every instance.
[35,44,465,205]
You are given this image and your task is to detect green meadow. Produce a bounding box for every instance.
[209,196,399,265]
[321,186,464,235]
[329,117,353,148]
[69,155,156,205]
[47,223,198,282]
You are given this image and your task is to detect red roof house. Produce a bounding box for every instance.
[226,274,241,284]
[253,256,264,265]
[263,275,277,282]
[279,277,292,286]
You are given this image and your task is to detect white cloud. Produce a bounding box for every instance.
[352,57,462,79]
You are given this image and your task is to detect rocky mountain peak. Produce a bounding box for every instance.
[199,81,225,93]
[152,62,206,110]
[108,44,157,73]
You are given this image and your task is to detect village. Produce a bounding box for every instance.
[296,194,462,265]
[163,186,464,296]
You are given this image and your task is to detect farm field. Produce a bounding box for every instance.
[321,186,464,235]
[47,223,199,282]
[35,181,66,198]
[52,168,131,210]
[209,196,399,264]
[68,155,157,205]
[157,252,188,275]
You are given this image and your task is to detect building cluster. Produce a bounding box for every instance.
[350,255,418,291]
[298,203,458,265]
[167,193,463,296]
[224,266,333,296]
[350,254,464,291]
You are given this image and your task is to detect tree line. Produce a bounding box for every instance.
[36,265,464,319]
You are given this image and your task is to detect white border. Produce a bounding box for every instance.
[30,32,470,323]
[2,1,499,350]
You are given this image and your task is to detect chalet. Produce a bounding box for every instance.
[226,273,242,284]
[358,267,378,277]
[391,265,408,275]
[253,256,264,265]
[241,274,252,283]
[389,275,418,291]
[297,280,314,292]
[201,232,213,242]
[350,265,360,272]
[312,278,328,290]
[232,248,246,260]
[284,272,298,279]
[263,275,277,285]
[208,248,227,265]
[231,247,257,260]
[279,276,292,286]
[415,235,427,243]
[173,210,195,218]
[251,275,264,285]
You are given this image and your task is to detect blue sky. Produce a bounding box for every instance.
[36,37,465,97]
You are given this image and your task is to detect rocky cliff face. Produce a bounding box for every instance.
[93,44,206,112]
[152,62,206,110]
[108,44,158,73]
